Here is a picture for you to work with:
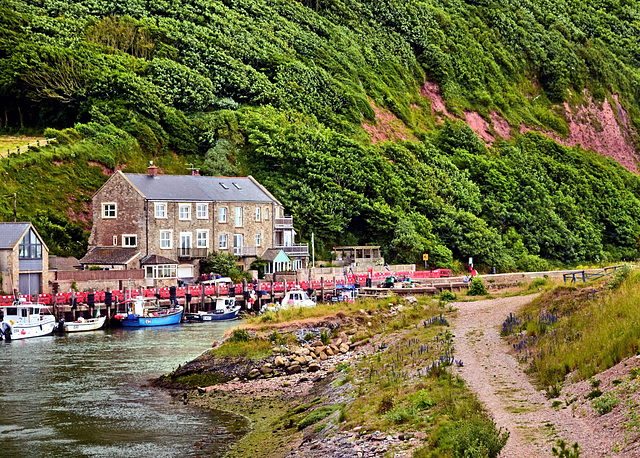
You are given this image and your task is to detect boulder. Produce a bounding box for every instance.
[275,356,285,367]
[325,347,335,356]
[307,362,321,372]
[286,365,302,374]
[339,331,349,343]
[295,356,307,365]
[326,366,336,374]
[339,343,349,354]
[330,344,340,353]
[305,355,313,363]
[404,296,418,305]
[247,368,261,379]
[260,365,274,375]
[319,352,328,361]
[312,340,324,347]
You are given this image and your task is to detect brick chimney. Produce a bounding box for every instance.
[148,161,158,178]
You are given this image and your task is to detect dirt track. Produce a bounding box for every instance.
[452,295,625,457]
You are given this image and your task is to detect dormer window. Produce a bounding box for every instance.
[219,182,229,189]
[233,182,242,189]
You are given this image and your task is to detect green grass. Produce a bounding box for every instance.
[0,136,45,156]
[210,338,273,360]
[504,271,640,386]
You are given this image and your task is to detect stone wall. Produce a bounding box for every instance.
[89,172,146,253]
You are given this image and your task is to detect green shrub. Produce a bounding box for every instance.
[529,277,548,290]
[409,390,437,410]
[552,439,581,458]
[298,404,341,430]
[467,277,488,296]
[432,418,510,458]
[385,406,415,424]
[439,290,457,302]
[377,393,394,414]
[231,328,250,342]
[585,389,602,400]
[592,392,620,415]
[320,330,330,345]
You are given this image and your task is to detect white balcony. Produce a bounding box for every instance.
[276,243,309,257]
[275,217,294,228]
[233,246,257,256]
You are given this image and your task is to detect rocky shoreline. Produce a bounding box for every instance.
[153,310,420,457]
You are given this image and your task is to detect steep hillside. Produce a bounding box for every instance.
[1,0,640,267]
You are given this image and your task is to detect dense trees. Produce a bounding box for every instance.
[1,0,640,267]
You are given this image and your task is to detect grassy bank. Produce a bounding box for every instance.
[501,267,640,387]
[170,295,510,457]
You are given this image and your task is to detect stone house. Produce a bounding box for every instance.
[0,222,49,296]
[81,165,308,285]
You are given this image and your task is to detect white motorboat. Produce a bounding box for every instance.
[63,315,107,333]
[279,289,316,310]
[0,299,56,340]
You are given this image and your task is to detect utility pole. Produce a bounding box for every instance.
[13,193,17,222]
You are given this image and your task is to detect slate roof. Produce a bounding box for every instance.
[123,174,277,203]
[140,254,178,265]
[79,247,140,265]
[261,248,291,263]
[0,222,30,249]
[49,256,80,271]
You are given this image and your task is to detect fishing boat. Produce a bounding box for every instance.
[113,296,183,327]
[184,296,240,322]
[63,314,107,333]
[0,299,56,340]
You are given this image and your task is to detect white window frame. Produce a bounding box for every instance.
[112,235,117,246]
[255,233,261,247]
[102,202,117,218]
[235,206,243,227]
[218,233,228,249]
[255,207,261,221]
[196,203,208,219]
[159,230,172,249]
[180,232,192,249]
[196,229,209,249]
[146,264,177,279]
[233,233,243,248]
[264,207,269,220]
[179,204,191,221]
[219,207,227,223]
[122,234,137,247]
[154,202,167,219]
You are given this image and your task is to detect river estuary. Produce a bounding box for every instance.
[0,321,246,457]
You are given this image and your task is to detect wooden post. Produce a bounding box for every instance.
[320,276,324,303]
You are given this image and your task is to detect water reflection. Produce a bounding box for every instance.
[0,322,246,457]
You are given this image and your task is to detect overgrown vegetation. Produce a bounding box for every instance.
[501,270,640,387]
[2,0,640,266]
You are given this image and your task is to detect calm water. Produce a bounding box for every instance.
[0,321,247,457]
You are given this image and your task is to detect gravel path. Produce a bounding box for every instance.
[452,295,623,458]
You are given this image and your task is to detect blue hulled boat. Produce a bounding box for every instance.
[115,297,183,327]
[184,297,240,322]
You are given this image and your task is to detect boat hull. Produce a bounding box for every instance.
[8,317,56,340]
[185,309,239,322]
[120,307,183,327]
[64,316,107,333]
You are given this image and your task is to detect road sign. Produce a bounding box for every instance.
[423,253,428,261]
